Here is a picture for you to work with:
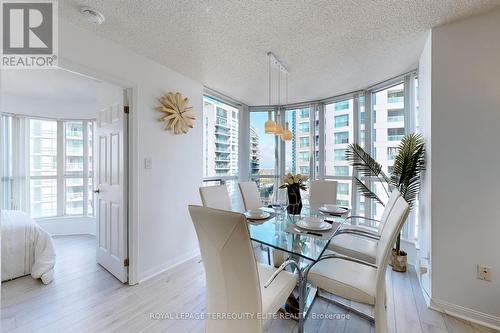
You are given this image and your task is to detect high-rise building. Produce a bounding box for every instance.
[250,126,260,176]
[203,97,239,178]
[290,83,406,209]
[64,121,85,215]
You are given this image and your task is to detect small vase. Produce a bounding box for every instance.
[287,185,302,215]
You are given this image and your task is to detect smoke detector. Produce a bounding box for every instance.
[80,7,105,25]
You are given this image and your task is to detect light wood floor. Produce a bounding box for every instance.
[1,235,497,333]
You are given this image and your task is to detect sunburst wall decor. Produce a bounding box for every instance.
[156,92,195,134]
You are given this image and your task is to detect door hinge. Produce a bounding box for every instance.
[124,258,129,267]
[124,106,130,114]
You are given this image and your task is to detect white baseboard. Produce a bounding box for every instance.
[430,298,500,331]
[138,249,200,283]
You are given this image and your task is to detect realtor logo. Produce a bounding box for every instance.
[1,0,58,68]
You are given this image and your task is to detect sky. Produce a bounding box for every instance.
[250,112,276,169]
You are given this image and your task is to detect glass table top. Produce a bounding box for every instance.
[248,207,347,262]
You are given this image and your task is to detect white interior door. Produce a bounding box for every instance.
[95,82,128,283]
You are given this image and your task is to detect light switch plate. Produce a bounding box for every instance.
[144,158,152,169]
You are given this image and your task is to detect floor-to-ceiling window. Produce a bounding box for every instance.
[1,115,94,218]
[324,98,355,208]
[246,71,419,241]
[370,82,406,231]
[202,95,240,202]
[29,119,58,218]
[248,109,277,204]
[284,107,314,204]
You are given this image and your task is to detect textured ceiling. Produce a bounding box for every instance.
[60,0,500,105]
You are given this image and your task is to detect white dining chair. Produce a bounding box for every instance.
[199,185,232,210]
[305,196,410,333]
[188,205,298,333]
[238,181,263,211]
[309,180,338,211]
[327,189,401,264]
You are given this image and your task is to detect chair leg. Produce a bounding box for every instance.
[374,298,388,333]
[267,247,271,265]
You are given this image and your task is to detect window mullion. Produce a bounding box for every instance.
[82,121,88,216]
[405,74,417,242]
[364,91,373,220]
[308,103,315,180]
[57,120,64,216]
[351,94,360,215]
[278,108,285,178]
[404,74,413,134]
[317,103,325,180]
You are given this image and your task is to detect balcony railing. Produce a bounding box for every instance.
[388,135,404,141]
[387,96,404,104]
[387,116,404,122]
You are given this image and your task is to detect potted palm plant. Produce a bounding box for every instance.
[345,133,425,272]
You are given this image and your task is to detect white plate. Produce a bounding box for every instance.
[319,205,348,215]
[245,210,271,220]
[296,219,332,231]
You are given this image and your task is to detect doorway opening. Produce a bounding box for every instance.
[0,68,130,292]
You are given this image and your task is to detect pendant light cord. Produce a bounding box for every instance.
[278,65,281,113]
[268,53,271,106]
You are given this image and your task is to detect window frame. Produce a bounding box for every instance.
[202,93,245,207]
[21,117,95,219]
[245,70,417,241]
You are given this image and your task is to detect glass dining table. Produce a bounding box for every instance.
[247,206,349,333]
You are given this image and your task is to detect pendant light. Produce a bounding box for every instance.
[280,71,293,141]
[275,121,284,135]
[281,122,292,141]
[264,53,277,134]
[264,111,276,134]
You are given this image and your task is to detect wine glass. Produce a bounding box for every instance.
[277,188,289,216]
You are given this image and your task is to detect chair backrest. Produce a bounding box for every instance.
[377,188,401,233]
[372,195,409,332]
[188,205,262,333]
[375,196,410,278]
[239,181,262,211]
[309,180,337,210]
[199,185,232,211]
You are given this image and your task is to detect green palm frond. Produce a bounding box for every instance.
[390,133,426,208]
[346,143,390,197]
[346,144,390,183]
[353,177,385,206]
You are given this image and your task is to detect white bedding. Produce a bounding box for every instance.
[1,210,56,284]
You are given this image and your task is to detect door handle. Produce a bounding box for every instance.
[93,188,100,194]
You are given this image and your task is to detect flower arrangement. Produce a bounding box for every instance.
[280,173,309,190]
[279,173,308,215]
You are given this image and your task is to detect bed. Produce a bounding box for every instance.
[1,210,56,284]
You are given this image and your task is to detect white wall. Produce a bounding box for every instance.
[38,217,96,236]
[58,19,203,282]
[417,31,432,300]
[1,69,99,119]
[419,9,500,328]
[1,93,97,119]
